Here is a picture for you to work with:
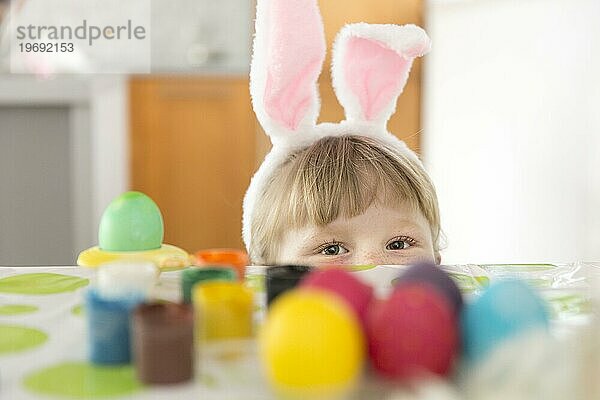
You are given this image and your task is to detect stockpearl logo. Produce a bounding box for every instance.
[10,0,151,74]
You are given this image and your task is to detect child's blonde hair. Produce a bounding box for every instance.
[249,135,440,265]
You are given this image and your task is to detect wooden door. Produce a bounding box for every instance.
[130,77,256,253]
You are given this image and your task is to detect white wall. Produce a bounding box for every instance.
[423,0,600,263]
[89,76,129,233]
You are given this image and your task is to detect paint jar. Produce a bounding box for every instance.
[181,266,236,303]
[193,281,253,341]
[97,262,158,300]
[193,248,248,280]
[245,265,268,324]
[86,288,144,364]
[132,303,194,384]
[266,265,312,306]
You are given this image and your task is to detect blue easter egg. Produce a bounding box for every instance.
[461,280,549,362]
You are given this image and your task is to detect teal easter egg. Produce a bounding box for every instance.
[461,280,549,362]
[98,192,164,251]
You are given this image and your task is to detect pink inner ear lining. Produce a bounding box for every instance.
[344,36,412,121]
[264,57,322,131]
[260,0,326,132]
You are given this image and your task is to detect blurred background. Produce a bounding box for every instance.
[0,0,598,265]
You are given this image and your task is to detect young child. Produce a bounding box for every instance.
[242,0,440,267]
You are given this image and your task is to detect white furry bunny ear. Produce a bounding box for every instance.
[331,23,431,128]
[249,0,326,145]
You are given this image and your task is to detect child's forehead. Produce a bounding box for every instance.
[299,203,431,236]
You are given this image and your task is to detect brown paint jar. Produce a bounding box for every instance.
[132,302,194,384]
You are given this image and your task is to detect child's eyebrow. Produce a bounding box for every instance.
[389,222,431,239]
[328,217,426,231]
[393,221,428,233]
[305,219,427,240]
[293,231,335,255]
[295,229,344,250]
[303,230,337,243]
[389,219,424,228]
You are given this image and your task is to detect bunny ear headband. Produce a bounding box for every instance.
[242,0,431,250]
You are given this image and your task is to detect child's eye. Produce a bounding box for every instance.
[386,237,416,251]
[319,244,348,256]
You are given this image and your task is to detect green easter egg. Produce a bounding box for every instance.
[98,191,164,251]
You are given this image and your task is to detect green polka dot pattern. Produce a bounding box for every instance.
[0,273,89,295]
[0,304,39,315]
[0,325,48,354]
[23,362,143,398]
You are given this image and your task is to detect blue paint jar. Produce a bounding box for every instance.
[85,287,144,364]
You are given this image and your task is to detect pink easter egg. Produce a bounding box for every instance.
[301,267,374,327]
[366,283,459,379]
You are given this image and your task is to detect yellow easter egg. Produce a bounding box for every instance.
[259,289,365,397]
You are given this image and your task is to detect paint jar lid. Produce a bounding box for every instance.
[182,266,236,284]
[97,262,158,300]
[193,248,248,279]
[265,265,313,305]
[181,266,237,303]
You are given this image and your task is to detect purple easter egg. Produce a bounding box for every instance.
[395,262,463,313]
